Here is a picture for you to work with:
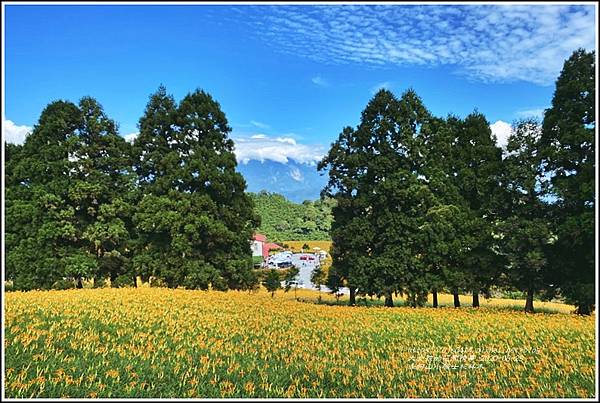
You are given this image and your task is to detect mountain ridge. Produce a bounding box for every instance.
[237,158,329,203]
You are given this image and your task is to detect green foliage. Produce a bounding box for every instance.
[263,269,281,297]
[310,266,327,290]
[132,86,259,290]
[5,97,134,291]
[52,279,76,290]
[283,266,300,292]
[319,52,593,315]
[499,119,554,312]
[249,191,335,241]
[320,88,439,307]
[5,86,259,293]
[149,277,167,288]
[112,275,134,288]
[540,49,595,315]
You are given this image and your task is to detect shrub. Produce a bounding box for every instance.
[252,256,263,267]
[52,279,76,290]
[149,277,167,288]
[93,278,109,288]
[112,275,134,288]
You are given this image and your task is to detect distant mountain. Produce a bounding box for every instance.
[237,159,329,203]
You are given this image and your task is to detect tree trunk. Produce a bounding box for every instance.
[576,304,592,315]
[133,276,138,288]
[472,290,480,308]
[76,277,83,289]
[349,287,356,306]
[453,292,461,308]
[524,288,534,313]
[432,289,438,308]
[384,292,394,307]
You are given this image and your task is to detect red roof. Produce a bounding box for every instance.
[253,233,266,242]
[262,242,282,258]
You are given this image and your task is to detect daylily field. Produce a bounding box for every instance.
[4,288,596,398]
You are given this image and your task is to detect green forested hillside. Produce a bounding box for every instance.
[249,191,334,241]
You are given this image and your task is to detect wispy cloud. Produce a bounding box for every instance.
[232,133,325,165]
[515,108,547,120]
[371,81,392,94]
[289,166,304,182]
[238,5,595,85]
[311,75,330,87]
[490,120,512,149]
[3,120,32,145]
[250,120,270,129]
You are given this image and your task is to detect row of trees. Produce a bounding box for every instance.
[6,86,260,291]
[319,49,595,314]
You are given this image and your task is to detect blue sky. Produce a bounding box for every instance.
[3,3,597,164]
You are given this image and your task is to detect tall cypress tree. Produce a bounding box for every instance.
[540,49,595,315]
[452,112,504,307]
[6,97,134,289]
[500,119,554,313]
[319,126,373,305]
[132,86,259,290]
[419,115,475,308]
[321,89,436,307]
[5,101,83,290]
[70,97,135,286]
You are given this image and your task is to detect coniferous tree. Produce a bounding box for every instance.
[540,49,595,315]
[69,97,135,286]
[452,112,505,307]
[263,269,281,297]
[132,86,259,290]
[6,101,82,290]
[321,89,437,307]
[6,98,134,290]
[420,116,474,307]
[500,120,554,313]
[319,125,372,305]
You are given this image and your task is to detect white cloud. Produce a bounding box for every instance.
[275,136,296,145]
[3,120,32,145]
[239,5,596,85]
[123,132,139,143]
[233,133,324,165]
[289,166,304,181]
[490,120,512,149]
[371,81,392,94]
[250,120,270,129]
[515,108,546,119]
[311,75,330,87]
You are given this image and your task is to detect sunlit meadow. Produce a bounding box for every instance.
[4,288,595,398]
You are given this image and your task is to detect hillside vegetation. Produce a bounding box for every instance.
[250,191,334,242]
